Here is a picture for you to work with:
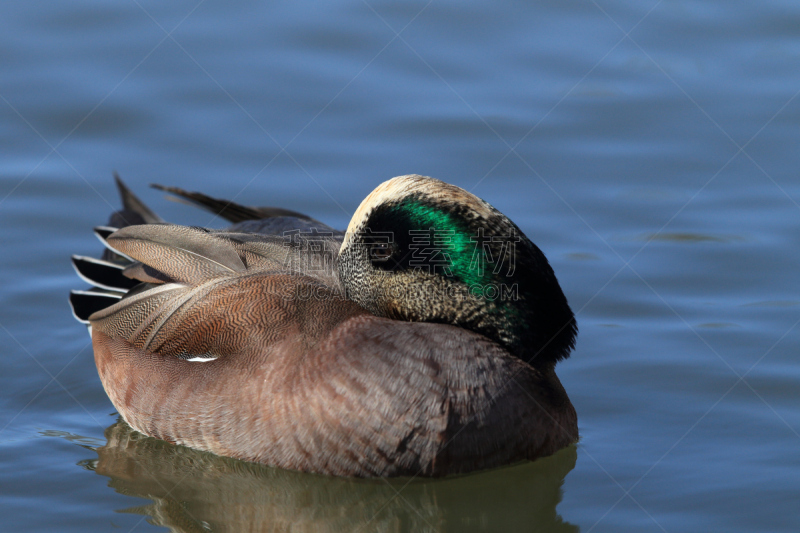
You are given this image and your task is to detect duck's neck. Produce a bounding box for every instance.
[449,285,577,370]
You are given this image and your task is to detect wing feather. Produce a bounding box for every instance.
[107,224,246,284]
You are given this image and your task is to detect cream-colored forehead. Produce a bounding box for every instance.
[344,175,495,241]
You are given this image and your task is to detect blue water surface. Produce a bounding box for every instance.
[1,1,799,531]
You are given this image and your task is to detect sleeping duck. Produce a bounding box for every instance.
[70,174,578,477]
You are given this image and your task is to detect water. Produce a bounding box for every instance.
[2,1,799,531]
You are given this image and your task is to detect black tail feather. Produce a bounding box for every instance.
[151,183,312,223]
[93,226,135,263]
[69,289,123,323]
[112,172,164,225]
[71,255,139,292]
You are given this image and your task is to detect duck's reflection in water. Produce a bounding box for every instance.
[85,421,578,533]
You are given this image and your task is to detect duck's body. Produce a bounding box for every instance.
[71,175,578,477]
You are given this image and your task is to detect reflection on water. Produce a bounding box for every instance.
[79,421,578,533]
[631,232,745,243]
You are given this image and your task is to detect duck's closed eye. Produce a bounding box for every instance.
[369,243,393,262]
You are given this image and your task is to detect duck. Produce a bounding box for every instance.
[69,174,578,477]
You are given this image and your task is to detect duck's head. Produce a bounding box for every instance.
[338,175,577,369]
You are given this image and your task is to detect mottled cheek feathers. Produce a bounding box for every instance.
[339,175,577,369]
